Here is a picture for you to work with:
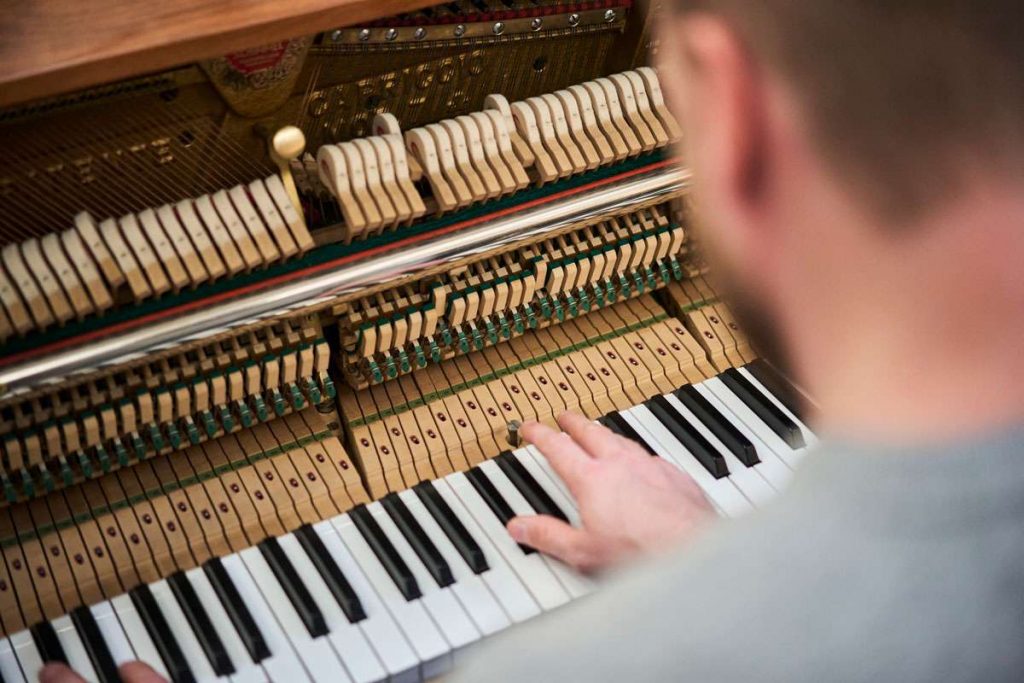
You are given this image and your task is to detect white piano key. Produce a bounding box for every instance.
[333,514,452,680]
[477,461,594,598]
[688,384,795,490]
[110,595,171,680]
[523,444,573,503]
[368,502,481,651]
[663,393,778,505]
[311,520,420,683]
[626,403,745,514]
[149,579,219,683]
[624,406,754,518]
[185,567,268,683]
[238,548,352,683]
[276,533,386,683]
[0,637,26,683]
[52,615,99,683]
[429,481,541,625]
[737,366,818,448]
[90,601,137,666]
[445,473,571,611]
[219,554,311,683]
[700,378,804,469]
[514,448,582,526]
[397,489,512,636]
[10,630,43,683]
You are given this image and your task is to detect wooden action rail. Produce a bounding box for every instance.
[0,409,368,635]
[309,67,682,242]
[336,202,689,388]
[0,175,313,342]
[338,290,754,498]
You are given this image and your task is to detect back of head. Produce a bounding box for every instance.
[675,0,1024,221]
[666,1,1024,438]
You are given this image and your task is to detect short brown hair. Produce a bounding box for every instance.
[674,1,1024,219]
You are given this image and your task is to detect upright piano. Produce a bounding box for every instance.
[0,1,817,680]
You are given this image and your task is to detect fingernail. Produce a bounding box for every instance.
[120,660,165,683]
[517,421,539,441]
[507,518,526,542]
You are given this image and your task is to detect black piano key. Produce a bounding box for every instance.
[602,412,656,456]
[30,620,67,665]
[350,505,422,601]
[381,494,455,588]
[258,538,328,638]
[496,451,569,523]
[745,359,805,422]
[295,525,367,624]
[647,395,729,479]
[129,584,195,683]
[466,467,534,555]
[598,414,625,437]
[167,572,235,676]
[70,606,120,683]
[674,384,759,467]
[203,558,270,663]
[721,368,805,449]
[414,482,489,574]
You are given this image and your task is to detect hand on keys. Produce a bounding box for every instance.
[508,412,714,573]
[40,661,166,683]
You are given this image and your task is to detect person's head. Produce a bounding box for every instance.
[657,1,1024,431]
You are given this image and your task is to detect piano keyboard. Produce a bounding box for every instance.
[0,363,814,683]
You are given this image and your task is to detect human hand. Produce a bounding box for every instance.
[507,412,714,573]
[39,661,166,683]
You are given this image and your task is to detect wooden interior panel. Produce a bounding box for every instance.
[0,0,440,107]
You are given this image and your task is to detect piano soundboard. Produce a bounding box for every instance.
[0,1,817,681]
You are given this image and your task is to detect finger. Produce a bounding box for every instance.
[119,661,168,683]
[656,458,714,509]
[39,663,87,683]
[507,515,599,571]
[556,411,626,459]
[519,421,593,491]
[613,432,655,459]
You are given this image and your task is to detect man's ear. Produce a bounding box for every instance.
[663,14,772,239]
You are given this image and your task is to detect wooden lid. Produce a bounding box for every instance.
[0,0,438,108]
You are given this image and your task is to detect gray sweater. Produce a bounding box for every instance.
[454,426,1024,682]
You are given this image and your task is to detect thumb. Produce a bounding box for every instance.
[507,515,596,570]
[39,664,87,683]
[119,662,168,683]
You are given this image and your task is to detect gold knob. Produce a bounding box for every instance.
[269,126,306,220]
[271,125,306,163]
